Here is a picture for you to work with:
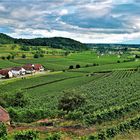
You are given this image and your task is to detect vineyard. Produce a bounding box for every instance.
[0,45,140,139]
[0,68,140,139]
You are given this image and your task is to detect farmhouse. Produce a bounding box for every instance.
[0,106,10,125]
[23,64,35,74]
[0,69,13,78]
[34,64,44,71]
[11,67,26,76]
[23,64,44,73]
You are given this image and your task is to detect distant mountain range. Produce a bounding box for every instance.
[0,33,88,51]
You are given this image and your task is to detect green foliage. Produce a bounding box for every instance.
[34,53,39,58]
[22,54,26,58]
[58,92,85,112]
[45,132,61,140]
[0,33,15,44]
[76,64,81,68]
[6,55,11,60]
[0,122,7,140]
[17,37,88,51]
[69,65,74,69]
[20,46,30,51]
[1,56,5,60]
[14,130,39,140]
[0,33,88,51]
[2,92,28,108]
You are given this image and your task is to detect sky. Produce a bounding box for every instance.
[0,0,140,44]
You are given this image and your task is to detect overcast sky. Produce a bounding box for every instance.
[0,0,140,43]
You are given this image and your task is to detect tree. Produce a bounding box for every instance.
[34,53,39,58]
[1,56,5,60]
[40,53,44,57]
[10,92,28,108]
[117,60,120,63]
[76,64,80,68]
[11,55,15,59]
[69,65,74,69]
[22,54,26,58]
[6,55,11,60]
[58,92,85,112]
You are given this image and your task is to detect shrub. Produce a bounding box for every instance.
[14,130,39,140]
[0,122,7,140]
[6,55,11,60]
[9,92,28,108]
[1,56,5,60]
[45,132,61,140]
[22,54,26,58]
[76,64,80,68]
[69,65,74,69]
[58,92,85,112]
[34,53,39,58]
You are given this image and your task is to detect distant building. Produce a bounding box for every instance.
[0,106,10,125]
[11,67,26,76]
[23,64,35,74]
[34,64,44,71]
[0,69,13,78]
[23,64,44,73]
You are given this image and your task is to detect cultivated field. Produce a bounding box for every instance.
[0,44,140,139]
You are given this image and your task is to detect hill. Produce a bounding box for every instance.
[0,33,88,51]
[0,33,15,44]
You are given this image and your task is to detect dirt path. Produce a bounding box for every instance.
[8,125,96,136]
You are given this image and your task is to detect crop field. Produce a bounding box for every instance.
[1,69,140,138]
[11,51,133,71]
[0,44,140,139]
[70,60,140,73]
[0,60,20,68]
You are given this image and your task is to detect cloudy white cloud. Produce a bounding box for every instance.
[0,0,140,43]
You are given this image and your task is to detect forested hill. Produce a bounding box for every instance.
[0,33,88,51]
[0,33,15,44]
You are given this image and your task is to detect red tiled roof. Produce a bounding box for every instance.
[0,106,10,122]
[23,64,34,70]
[11,67,23,71]
[23,64,43,71]
[34,64,43,70]
[0,69,10,76]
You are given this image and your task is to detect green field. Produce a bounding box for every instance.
[0,44,140,139]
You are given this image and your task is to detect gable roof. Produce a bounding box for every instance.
[34,64,43,70]
[23,64,34,70]
[0,69,11,76]
[0,106,10,123]
[11,67,24,71]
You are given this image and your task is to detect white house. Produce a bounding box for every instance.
[11,67,26,76]
[0,69,13,78]
[23,64,36,74]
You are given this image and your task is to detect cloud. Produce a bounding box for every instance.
[0,0,140,43]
